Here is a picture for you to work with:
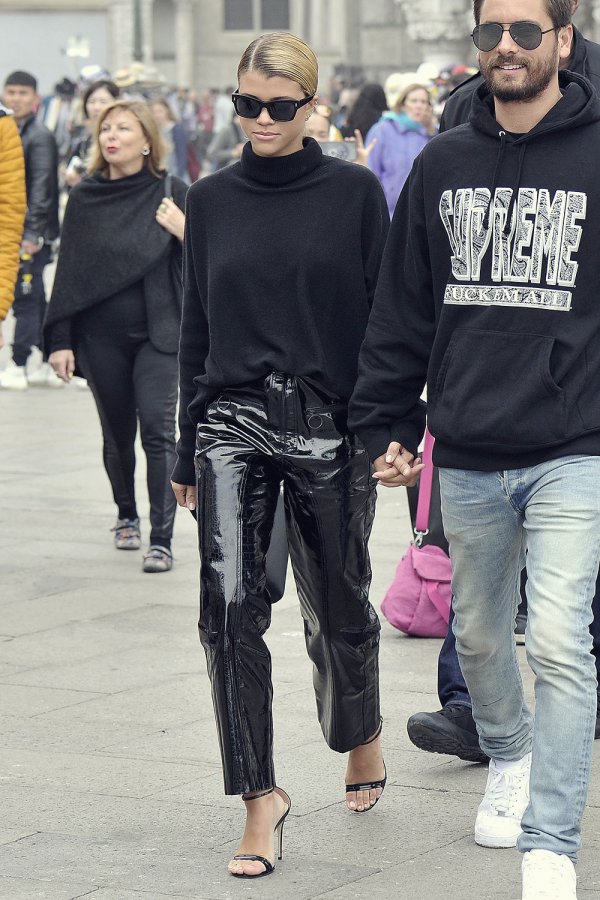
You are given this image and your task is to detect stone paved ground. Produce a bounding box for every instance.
[0,376,599,900]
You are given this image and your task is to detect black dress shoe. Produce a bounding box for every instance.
[407,704,488,763]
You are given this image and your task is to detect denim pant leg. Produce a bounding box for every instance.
[11,246,50,367]
[590,570,600,688]
[439,467,531,762]
[438,604,472,707]
[518,457,600,860]
[441,458,600,860]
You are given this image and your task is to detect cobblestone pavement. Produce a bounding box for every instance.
[0,382,599,900]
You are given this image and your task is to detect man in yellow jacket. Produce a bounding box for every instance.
[0,105,26,350]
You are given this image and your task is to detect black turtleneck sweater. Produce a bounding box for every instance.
[173,137,389,485]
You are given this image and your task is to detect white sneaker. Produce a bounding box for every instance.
[27,362,63,388]
[522,850,577,899]
[475,751,531,848]
[0,365,28,390]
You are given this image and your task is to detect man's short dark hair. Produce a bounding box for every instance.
[473,0,572,28]
[4,70,37,91]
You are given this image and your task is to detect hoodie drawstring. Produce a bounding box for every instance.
[504,142,527,235]
[482,131,528,234]
[482,130,506,231]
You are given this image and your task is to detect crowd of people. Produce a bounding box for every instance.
[1,0,599,897]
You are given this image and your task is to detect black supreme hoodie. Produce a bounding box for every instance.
[349,71,600,471]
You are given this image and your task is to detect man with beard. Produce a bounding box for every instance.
[440,0,599,128]
[406,0,600,767]
[349,1,599,897]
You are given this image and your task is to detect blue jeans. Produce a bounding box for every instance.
[11,245,51,367]
[439,457,600,860]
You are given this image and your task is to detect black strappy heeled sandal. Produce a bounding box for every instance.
[229,786,292,878]
[345,717,387,813]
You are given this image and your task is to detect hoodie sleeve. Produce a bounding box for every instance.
[348,153,435,462]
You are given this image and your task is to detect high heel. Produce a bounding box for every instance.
[229,786,292,879]
[345,717,387,813]
[273,786,291,861]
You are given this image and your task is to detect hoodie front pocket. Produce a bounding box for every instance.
[432,328,566,448]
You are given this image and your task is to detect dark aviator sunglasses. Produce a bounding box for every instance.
[471,21,557,52]
[232,90,315,122]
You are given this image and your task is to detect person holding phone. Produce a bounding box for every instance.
[171,31,389,880]
[306,103,373,166]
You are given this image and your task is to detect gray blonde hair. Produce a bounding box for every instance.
[237,32,318,97]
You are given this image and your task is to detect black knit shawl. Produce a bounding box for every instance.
[45,168,186,353]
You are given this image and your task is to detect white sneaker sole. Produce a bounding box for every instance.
[0,381,28,391]
[475,826,520,848]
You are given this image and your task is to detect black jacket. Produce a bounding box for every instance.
[19,113,59,244]
[349,73,600,471]
[440,25,600,131]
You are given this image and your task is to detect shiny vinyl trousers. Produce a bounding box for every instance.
[195,373,381,795]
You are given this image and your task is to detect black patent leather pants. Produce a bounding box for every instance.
[195,373,381,795]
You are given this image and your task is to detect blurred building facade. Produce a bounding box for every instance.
[0,0,595,94]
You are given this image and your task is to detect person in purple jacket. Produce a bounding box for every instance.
[366,82,435,218]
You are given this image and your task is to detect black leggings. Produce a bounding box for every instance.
[78,329,178,547]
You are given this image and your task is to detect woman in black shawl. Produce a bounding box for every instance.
[45,100,187,573]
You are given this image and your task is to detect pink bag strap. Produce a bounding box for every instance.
[414,427,435,542]
[427,579,451,624]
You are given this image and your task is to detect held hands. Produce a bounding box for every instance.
[171,481,197,512]
[48,349,76,382]
[156,197,185,242]
[373,441,424,488]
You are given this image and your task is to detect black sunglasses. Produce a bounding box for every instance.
[471,21,556,52]
[232,90,314,122]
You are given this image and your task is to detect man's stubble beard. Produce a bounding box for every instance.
[481,49,558,103]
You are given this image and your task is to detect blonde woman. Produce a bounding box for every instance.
[171,32,389,879]
[366,82,436,217]
[45,101,187,572]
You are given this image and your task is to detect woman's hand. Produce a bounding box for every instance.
[156,197,185,242]
[351,129,376,168]
[64,168,83,187]
[171,481,197,511]
[48,349,76,383]
[372,441,424,488]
